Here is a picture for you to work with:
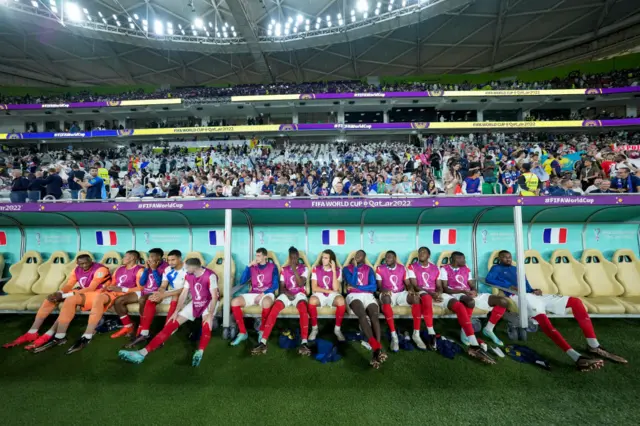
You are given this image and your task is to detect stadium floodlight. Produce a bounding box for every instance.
[296,14,303,24]
[267,29,272,36]
[181,29,185,34]
[232,30,236,37]
[154,20,163,35]
[315,22,319,29]
[284,28,289,35]
[205,30,210,36]
[337,13,342,19]
[133,13,139,20]
[317,17,321,22]
[112,14,117,20]
[52,5,58,13]
[388,4,392,11]
[338,18,343,25]
[305,24,309,31]
[292,27,296,33]
[357,0,368,12]
[127,16,132,22]
[83,7,89,14]
[326,21,331,28]
[223,31,228,37]
[231,26,234,31]
[31,1,38,8]
[326,14,331,21]
[268,23,272,29]
[192,30,197,35]
[116,20,121,26]
[402,0,406,6]
[87,15,91,20]
[288,16,293,23]
[271,19,275,25]
[351,15,356,22]
[102,18,107,23]
[167,22,172,27]
[178,23,182,29]
[275,27,281,36]
[224,22,228,28]
[49,0,55,5]
[285,21,290,28]
[215,31,220,36]
[65,2,83,22]
[363,11,368,18]
[168,27,173,35]
[194,17,203,28]
[377,1,381,7]
[209,21,213,27]
[129,23,134,29]
[142,19,148,25]
[351,9,355,15]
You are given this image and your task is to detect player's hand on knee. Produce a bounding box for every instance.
[48,292,63,303]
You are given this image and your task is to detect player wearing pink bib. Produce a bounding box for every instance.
[230,247,279,347]
[439,251,509,363]
[252,247,311,356]
[376,251,408,353]
[406,247,442,350]
[308,249,346,342]
[343,250,387,369]
[119,258,219,367]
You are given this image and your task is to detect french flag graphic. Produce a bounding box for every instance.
[322,229,346,246]
[0,231,6,246]
[96,231,118,246]
[543,228,567,244]
[432,229,457,245]
[209,230,225,246]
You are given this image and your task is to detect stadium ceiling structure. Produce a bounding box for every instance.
[0,0,639,87]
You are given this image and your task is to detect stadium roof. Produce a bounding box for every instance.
[0,0,639,87]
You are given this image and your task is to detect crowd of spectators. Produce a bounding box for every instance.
[1,68,638,105]
[2,131,639,203]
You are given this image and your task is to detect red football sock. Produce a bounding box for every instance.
[198,322,212,350]
[465,304,474,318]
[120,314,132,327]
[231,306,247,334]
[308,303,318,327]
[165,300,178,325]
[534,313,571,352]
[381,304,396,333]
[335,305,346,327]
[420,294,434,328]
[144,320,180,353]
[488,305,506,325]
[297,302,309,340]
[566,297,596,339]
[139,300,157,333]
[411,304,422,331]
[259,307,271,332]
[261,301,285,341]
[451,301,474,337]
[368,337,381,351]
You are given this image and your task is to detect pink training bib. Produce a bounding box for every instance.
[281,264,307,295]
[345,264,373,294]
[377,264,407,293]
[74,263,107,290]
[410,262,439,292]
[314,266,341,291]
[142,261,169,294]
[187,268,217,318]
[113,265,142,289]
[250,263,276,293]
[442,264,471,291]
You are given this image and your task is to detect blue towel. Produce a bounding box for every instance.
[314,339,342,363]
[436,337,463,359]
[344,331,365,342]
[278,329,300,349]
[505,344,551,370]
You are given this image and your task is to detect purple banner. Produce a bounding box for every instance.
[0,101,124,111]
[0,195,635,214]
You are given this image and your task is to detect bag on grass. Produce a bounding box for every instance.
[505,344,551,370]
[314,339,342,364]
[279,329,300,349]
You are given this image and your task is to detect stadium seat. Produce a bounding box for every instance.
[405,250,419,266]
[612,249,640,313]
[311,253,343,316]
[206,251,236,314]
[279,251,312,315]
[524,250,560,295]
[138,252,148,265]
[25,252,71,311]
[242,250,281,315]
[549,250,607,314]
[184,251,206,265]
[100,251,122,274]
[0,251,43,310]
[580,249,626,314]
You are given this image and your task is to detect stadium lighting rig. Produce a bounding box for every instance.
[260,0,438,42]
[2,0,243,45]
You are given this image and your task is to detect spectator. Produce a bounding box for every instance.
[331,182,348,196]
[76,167,106,200]
[10,170,29,203]
[207,184,226,198]
[591,180,614,194]
[610,166,640,193]
[68,164,85,200]
[27,170,46,202]
[462,170,482,195]
[579,159,601,191]
[518,163,542,196]
[42,167,64,199]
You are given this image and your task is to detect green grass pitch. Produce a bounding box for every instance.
[0,315,637,425]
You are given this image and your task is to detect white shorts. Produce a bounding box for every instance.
[511,294,569,317]
[312,292,342,308]
[239,292,275,307]
[441,293,493,311]
[178,300,218,322]
[379,290,410,306]
[346,293,378,313]
[276,293,308,308]
[135,291,171,305]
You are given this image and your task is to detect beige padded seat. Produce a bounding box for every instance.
[310,253,343,316]
[138,252,148,265]
[25,252,71,311]
[207,251,236,313]
[549,249,612,314]
[580,249,626,314]
[184,251,206,265]
[100,251,122,274]
[612,249,640,313]
[0,251,43,310]
[243,250,281,315]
